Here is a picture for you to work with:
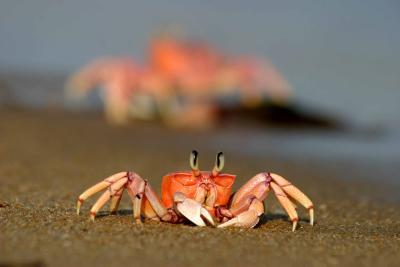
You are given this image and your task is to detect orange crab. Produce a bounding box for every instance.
[66,35,293,128]
[76,151,314,231]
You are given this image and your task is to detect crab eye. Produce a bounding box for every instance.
[214,152,224,172]
[190,150,199,171]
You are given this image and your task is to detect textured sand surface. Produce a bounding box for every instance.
[0,108,399,267]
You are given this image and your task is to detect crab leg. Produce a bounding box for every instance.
[77,172,128,215]
[220,172,313,231]
[77,171,177,223]
[144,183,169,220]
[270,173,314,225]
[89,177,128,221]
[229,196,255,216]
[142,197,160,221]
[125,178,146,223]
[270,182,299,231]
[231,172,270,206]
[109,187,124,214]
[123,173,148,223]
[125,174,172,222]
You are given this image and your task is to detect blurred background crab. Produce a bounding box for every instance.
[77,151,314,231]
[66,33,293,128]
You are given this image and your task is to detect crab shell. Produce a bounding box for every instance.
[142,171,235,217]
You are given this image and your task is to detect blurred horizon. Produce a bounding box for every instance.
[0,1,399,176]
[1,1,399,127]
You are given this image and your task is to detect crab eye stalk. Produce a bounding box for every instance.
[212,152,224,176]
[190,150,200,176]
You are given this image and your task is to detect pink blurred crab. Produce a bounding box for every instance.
[66,35,293,128]
[77,151,314,231]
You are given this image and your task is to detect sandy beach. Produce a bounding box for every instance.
[0,108,399,267]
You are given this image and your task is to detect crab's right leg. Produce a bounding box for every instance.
[124,174,146,223]
[89,177,129,221]
[109,187,124,214]
[77,171,175,223]
[77,171,211,224]
[77,172,128,215]
[124,173,176,223]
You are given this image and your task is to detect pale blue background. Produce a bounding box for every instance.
[1,1,399,124]
[0,1,399,178]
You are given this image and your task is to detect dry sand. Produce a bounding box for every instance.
[0,108,399,267]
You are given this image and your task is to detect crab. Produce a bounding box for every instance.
[76,151,314,231]
[66,35,293,128]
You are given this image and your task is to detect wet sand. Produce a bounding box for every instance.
[0,108,399,267]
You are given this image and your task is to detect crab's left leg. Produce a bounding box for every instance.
[269,173,314,226]
[218,172,314,231]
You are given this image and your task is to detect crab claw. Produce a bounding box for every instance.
[217,210,260,228]
[173,192,214,227]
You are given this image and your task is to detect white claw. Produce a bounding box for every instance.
[174,192,215,227]
[201,207,215,226]
[217,217,238,228]
[176,198,206,227]
[217,210,259,228]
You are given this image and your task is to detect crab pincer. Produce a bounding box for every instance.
[173,192,214,227]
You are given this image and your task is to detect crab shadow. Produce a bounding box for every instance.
[95,209,311,227]
[95,209,133,218]
[258,213,311,227]
[95,209,202,226]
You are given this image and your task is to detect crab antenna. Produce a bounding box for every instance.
[212,152,224,176]
[190,150,200,176]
